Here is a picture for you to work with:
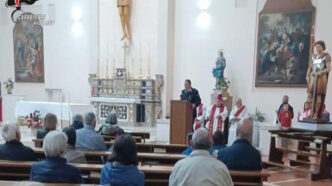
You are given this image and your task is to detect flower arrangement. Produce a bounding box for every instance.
[250,107,265,122]
[25,110,43,129]
[220,78,231,91]
[3,78,14,94]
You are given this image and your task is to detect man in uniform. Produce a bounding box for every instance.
[180,79,201,121]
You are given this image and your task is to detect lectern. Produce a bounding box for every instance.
[170,100,193,144]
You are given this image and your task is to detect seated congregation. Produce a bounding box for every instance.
[0,111,266,185]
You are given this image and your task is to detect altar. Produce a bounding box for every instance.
[15,101,93,128]
[89,68,163,124]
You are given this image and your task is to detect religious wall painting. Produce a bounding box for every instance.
[13,12,45,83]
[255,10,314,87]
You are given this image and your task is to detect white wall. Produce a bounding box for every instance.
[0,0,98,103]
[99,0,171,117]
[172,0,332,122]
[99,0,160,78]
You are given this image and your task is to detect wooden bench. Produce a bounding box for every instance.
[105,141,187,153]
[100,131,150,143]
[0,181,91,186]
[0,160,269,186]
[33,148,185,165]
[103,135,142,143]
[263,129,332,181]
[0,160,172,186]
[33,139,187,154]
[229,170,270,186]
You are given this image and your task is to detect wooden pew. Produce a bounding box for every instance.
[105,141,187,153]
[229,170,270,186]
[103,135,142,143]
[0,160,269,186]
[0,181,91,186]
[33,139,188,154]
[100,131,150,143]
[263,129,332,181]
[33,148,185,165]
[0,160,172,186]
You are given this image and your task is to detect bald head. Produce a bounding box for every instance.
[192,128,211,150]
[236,98,243,108]
[236,117,253,142]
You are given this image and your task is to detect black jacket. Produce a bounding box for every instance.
[37,128,49,139]
[180,88,201,107]
[0,141,37,161]
[180,88,201,119]
[217,139,262,171]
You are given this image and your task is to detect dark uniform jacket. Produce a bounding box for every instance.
[180,88,201,119]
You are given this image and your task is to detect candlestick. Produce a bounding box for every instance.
[131,58,134,79]
[106,57,109,79]
[96,58,100,78]
[147,57,151,79]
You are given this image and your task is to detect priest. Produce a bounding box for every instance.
[193,102,206,131]
[228,98,249,145]
[205,94,228,136]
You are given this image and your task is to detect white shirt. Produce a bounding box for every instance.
[205,105,228,133]
[229,105,249,124]
[196,104,206,122]
[169,150,234,186]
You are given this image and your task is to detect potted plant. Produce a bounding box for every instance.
[25,110,43,136]
[250,107,265,122]
[250,108,266,148]
[3,78,14,94]
[220,78,231,100]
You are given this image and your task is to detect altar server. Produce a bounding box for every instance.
[228,98,249,145]
[205,94,228,136]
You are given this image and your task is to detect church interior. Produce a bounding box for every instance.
[0,0,332,185]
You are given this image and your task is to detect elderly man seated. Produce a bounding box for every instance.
[217,117,262,171]
[169,128,233,186]
[0,122,37,161]
[30,131,83,183]
[75,112,107,151]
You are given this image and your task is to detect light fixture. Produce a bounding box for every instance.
[198,0,210,10]
[197,11,210,29]
[71,7,82,21]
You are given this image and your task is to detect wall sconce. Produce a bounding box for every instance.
[198,0,210,10]
[197,0,210,29]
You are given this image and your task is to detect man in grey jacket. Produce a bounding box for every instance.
[169,128,233,186]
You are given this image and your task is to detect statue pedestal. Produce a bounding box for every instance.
[293,121,332,131]
[211,89,233,111]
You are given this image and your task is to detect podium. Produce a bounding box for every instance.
[170,100,193,144]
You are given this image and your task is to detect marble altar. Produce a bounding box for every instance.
[15,101,93,128]
[89,68,163,124]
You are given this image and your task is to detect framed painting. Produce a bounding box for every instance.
[255,0,315,87]
[13,12,44,83]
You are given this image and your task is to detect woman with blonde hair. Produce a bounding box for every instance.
[37,113,57,139]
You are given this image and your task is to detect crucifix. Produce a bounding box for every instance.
[122,41,129,69]
[118,0,132,41]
